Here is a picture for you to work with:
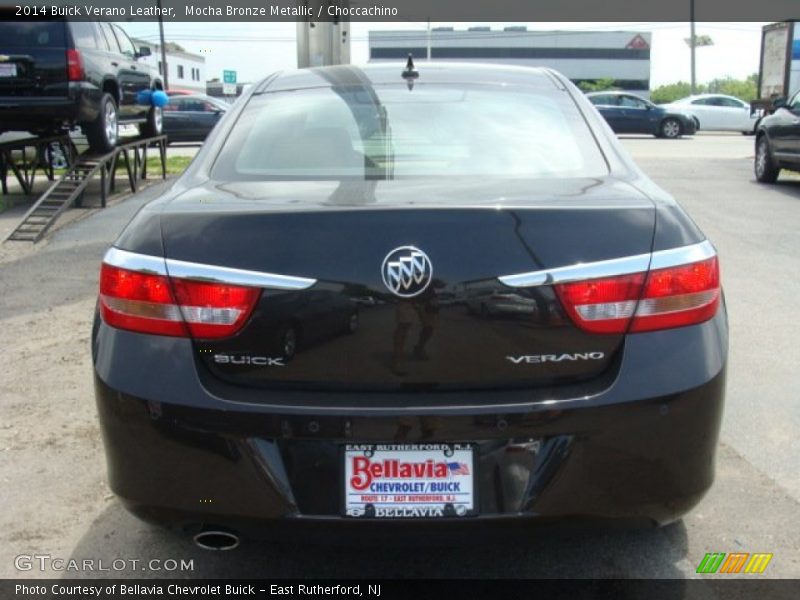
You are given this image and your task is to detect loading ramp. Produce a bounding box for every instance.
[2,134,167,243]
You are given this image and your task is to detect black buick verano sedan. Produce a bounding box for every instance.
[92,63,727,545]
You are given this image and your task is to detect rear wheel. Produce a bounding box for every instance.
[659,118,682,139]
[755,135,780,183]
[45,141,71,170]
[84,93,118,153]
[140,99,163,138]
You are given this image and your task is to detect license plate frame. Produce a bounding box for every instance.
[343,443,477,519]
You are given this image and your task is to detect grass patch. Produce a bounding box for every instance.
[118,155,192,175]
[53,155,192,177]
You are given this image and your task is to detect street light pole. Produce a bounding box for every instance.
[157,0,168,89]
[690,0,696,94]
[427,19,431,60]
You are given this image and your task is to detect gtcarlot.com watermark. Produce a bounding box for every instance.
[15,554,194,573]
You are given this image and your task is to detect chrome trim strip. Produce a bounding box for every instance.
[649,240,716,271]
[165,258,316,290]
[498,240,716,288]
[103,247,317,290]
[103,247,167,276]
[498,253,650,288]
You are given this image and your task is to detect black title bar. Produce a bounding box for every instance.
[0,0,799,22]
[3,579,800,600]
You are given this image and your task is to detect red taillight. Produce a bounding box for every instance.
[630,256,720,332]
[171,278,261,339]
[66,49,83,81]
[555,273,645,334]
[555,256,720,334]
[99,263,260,339]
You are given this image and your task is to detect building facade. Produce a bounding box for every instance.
[130,38,206,93]
[369,28,652,94]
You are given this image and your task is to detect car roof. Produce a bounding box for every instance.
[679,94,743,101]
[586,91,652,100]
[170,93,226,103]
[256,62,565,93]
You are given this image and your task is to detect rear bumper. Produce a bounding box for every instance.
[0,83,100,132]
[93,308,728,530]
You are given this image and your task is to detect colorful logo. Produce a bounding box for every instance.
[696,552,773,574]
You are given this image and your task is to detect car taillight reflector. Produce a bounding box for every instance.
[555,256,720,334]
[99,263,260,339]
[171,278,261,339]
[630,256,720,332]
[555,273,645,334]
[66,49,83,82]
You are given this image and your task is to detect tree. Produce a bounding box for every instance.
[577,78,618,92]
[164,42,186,53]
[705,74,758,102]
[650,81,703,104]
[650,74,759,104]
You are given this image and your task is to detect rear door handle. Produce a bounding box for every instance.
[111,61,118,67]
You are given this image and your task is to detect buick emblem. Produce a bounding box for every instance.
[381,246,433,298]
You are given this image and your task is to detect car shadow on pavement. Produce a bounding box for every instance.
[756,178,800,198]
[63,502,690,579]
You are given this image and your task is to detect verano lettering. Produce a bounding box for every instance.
[506,352,605,364]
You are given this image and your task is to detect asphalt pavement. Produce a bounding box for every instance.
[0,133,798,580]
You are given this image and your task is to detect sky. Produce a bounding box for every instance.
[121,21,767,88]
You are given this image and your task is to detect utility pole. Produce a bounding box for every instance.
[157,0,168,89]
[690,0,696,94]
[427,20,432,60]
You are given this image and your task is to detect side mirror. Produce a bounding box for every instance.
[772,97,787,110]
[137,46,152,58]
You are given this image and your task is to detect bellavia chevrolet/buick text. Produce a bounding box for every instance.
[92,61,727,546]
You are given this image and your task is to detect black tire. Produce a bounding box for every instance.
[659,118,683,139]
[754,135,780,183]
[83,93,118,153]
[140,96,163,138]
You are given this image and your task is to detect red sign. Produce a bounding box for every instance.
[626,34,650,50]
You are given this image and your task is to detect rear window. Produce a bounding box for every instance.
[588,94,617,106]
[70,22,98,50]
[212,83,608,180]
[0,22,66,48]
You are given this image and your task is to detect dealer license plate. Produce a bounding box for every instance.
[344,443,475,518]
[0,64,17,78]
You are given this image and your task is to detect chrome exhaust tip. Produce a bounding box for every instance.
[192,529,240,551]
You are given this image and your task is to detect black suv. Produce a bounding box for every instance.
[0,20,164,152]
[755,90,800,183]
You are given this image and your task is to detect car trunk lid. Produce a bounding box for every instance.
[158,177,655,391]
